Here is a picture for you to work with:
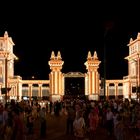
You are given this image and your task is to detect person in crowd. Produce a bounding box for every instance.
[115,115,125,140]
[134,115,140,139]
[11,108,24,140]
[3,104,8,126]
[113,110,119,137]
[54,100,61,116]
[73,110,85,140]
[39,107,47,139]
[3,116,13,140]
[88,108,99,140]
[66,106,75,134]
[105,107,114,136]
[26,111,34,136]
[0,103,3,128]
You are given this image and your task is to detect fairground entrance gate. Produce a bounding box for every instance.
[48,51,101,102]
[1,32,140,103]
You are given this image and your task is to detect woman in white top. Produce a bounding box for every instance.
[73,110,85,140]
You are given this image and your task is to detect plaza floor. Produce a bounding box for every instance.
[26,112,135,140]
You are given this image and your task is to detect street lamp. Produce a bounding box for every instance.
[103,21,113,100]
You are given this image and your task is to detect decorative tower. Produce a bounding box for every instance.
[48,51,64,102]
[0,31,18,102]
[84,51,101,100]
[125,33,140,100]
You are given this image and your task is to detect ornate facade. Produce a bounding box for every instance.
[0,31,139,102]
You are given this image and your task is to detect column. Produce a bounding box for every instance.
[115,83,118,99]
[52,71,55,94]
[96,72,100,95]
[28,84,32,103]
[16,83,19,101]
[55,71,57,94]
[89,72,92,95]
[14,85,17,98]
[59,72,61,95]
[106,83,109,100]
[62,74,64,96]
[85,74,88,95]
[92,71,95,94]
[39,84,42,99]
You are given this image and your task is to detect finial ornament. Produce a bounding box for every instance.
[137,33,140,39]
[129,38,133,43]
[87,51,92,60]
[93,51,98,60]
[50,51,55,59]
[57,51,61,59]
[4,31,8,38]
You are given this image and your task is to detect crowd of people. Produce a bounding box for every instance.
[0,99,47,140]
[65,98,140,140]
[0,97,140,140]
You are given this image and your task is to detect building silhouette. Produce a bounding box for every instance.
[0,31,139,103]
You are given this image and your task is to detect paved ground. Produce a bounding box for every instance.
[26,113,135,140]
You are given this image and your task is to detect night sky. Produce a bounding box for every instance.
[0,3,140,80]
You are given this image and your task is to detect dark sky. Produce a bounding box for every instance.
[0,3,140,80]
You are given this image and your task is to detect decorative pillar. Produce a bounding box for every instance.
[115,83,118,99]
[85,74,88,95]
[16,83,19,100]
[106,83,109,100]
[62,74,64,96]
[84,51,101,100]
[39,84,42,98]
[28,84,32,103]
[48,51,64,102]
[129,81,132,99]
[14,85,16,98]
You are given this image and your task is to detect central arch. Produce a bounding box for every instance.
[64,72,85,78]
[64,72,85,99]
[64,72,85,97]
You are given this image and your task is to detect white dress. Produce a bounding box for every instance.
[73,117,85,138]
